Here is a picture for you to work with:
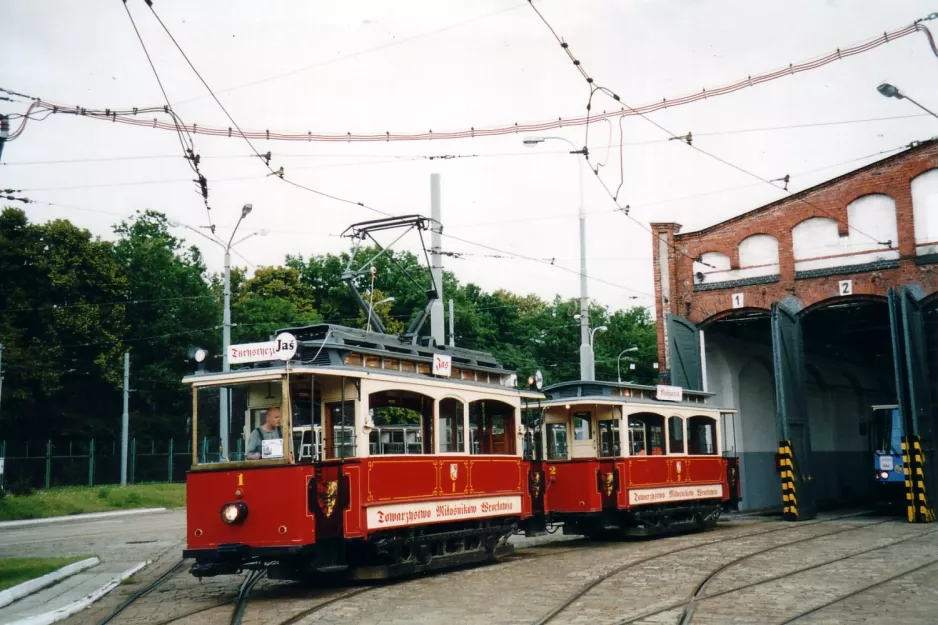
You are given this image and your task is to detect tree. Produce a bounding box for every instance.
[113,211,218,439]
[0,208,128,440]
[232,266,321,342]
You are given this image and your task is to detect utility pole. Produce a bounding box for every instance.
[522,136,591,380]
[448,299,455,347]
[0,115,9,162]
[120,352,129,487]
[429,174,445,347]
[221,246,232,459]
[0,343,4,433]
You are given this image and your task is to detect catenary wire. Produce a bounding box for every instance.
[143,0,393,218]
[526,0,921,252]
[3,15,934,145]
[2,113,928,167]
[121,0,215,233]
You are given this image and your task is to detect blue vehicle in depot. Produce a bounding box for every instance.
[871,404,905,504]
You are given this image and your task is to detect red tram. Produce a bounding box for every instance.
[183,324,541,580]
[182,324,741,580]
[522,381,742,538]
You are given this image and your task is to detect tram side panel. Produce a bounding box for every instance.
[347,455,531,539]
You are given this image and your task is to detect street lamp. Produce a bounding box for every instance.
[523,135,592,380]
[617,347,639,383]
[367,296,395,332]
[589,326,607,380]
[877,82,938,120]
[171,205,261,460]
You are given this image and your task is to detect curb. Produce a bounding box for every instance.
[0,508,167,529]
[7,561,149,625]
[0,558,100,609]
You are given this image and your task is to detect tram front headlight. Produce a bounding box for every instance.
[880,471,889,480]
[220,501,248,525]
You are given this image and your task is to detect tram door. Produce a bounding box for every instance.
[598,419,620,508]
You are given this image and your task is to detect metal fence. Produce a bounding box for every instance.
[0,439,197,490]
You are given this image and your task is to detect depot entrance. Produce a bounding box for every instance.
[667,286,936,522]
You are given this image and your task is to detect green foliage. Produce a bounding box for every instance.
[0,483,186,521]
[0,556,90,591]
[0,208,659,444]
[233,266,321,341]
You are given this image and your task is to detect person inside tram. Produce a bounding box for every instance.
[246,407,283,460]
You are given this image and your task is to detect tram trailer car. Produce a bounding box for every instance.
[521,381,741,538]
[182,324,544,581]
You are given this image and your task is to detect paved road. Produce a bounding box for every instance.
[0,511,185,624]
[5,511,938,625]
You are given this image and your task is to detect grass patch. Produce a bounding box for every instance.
[0,483,185,521]
[0,556,89,591]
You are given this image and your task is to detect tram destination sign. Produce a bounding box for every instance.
[656,384,683,402]
[629,484,723,505]
[366,495,522,529]
[229,332,297,365]
[432,353,452,377]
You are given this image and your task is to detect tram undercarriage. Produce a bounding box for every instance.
[556,499,724,539]
[189,517,519,581]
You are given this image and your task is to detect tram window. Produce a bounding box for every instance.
[628,421,646,455]
[668,417,685,454]
[326,402,356,458]
[628,413,665,455]
[573,413,592,440]
[194,382,285,464]
[687,416,718,455]
[469,400,516,455]
[598,420,620,457]
[367,390,430,455]
[546,423,568,459]
[439,398,465,453]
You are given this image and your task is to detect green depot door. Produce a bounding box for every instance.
[771,299,817,521]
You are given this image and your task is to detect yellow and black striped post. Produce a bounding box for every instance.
[777,441,798,521]
[902,435,937,523]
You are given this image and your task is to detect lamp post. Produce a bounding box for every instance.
[589,326,607,379]
[877,83,938,120]
[367,296,395,331]
[523,135,592,380]
[172,205,262,460]
[617,347,639,383]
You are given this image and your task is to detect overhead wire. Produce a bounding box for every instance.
[1,112,930,168]
[169,3,529,107]
[141,0,393,218]
[3,14,934,145]
[120,0,216,234]
[526,0,925,253]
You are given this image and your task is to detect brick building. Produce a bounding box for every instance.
[650,139,938,519]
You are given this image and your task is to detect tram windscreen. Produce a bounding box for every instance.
[873,408,901,455]
[193,380,287,465]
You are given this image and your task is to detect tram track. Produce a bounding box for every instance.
[96,559,187,625]
[529,511,879,625]
[612,524,938,625]
[777,556,938,624]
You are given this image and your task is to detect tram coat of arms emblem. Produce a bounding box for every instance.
[676,461,683,480]
[603,471,615,497]
[320,480,338,518]
[450,463,459,482]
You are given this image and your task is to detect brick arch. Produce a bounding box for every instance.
[798,294,888,317]
[841,190,897,208]
[699,307,771,328]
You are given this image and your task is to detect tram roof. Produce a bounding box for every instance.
[538,379,723,410]
[183,323,545,398]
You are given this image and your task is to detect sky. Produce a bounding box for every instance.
[2,0,937,316]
